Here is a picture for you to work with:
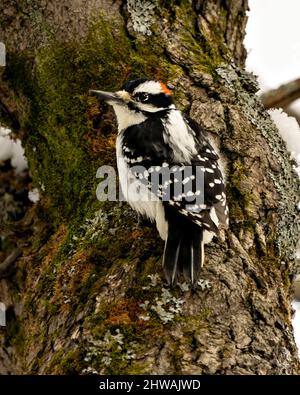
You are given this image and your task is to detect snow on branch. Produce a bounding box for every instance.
[0,127,27,174]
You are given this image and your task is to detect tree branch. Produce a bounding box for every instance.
[260,78,300,109]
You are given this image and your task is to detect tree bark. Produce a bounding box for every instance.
[0,0,300,374]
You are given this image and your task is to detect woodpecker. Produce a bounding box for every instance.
[90,78,228,285]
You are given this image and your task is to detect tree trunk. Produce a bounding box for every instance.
[0,0,300,374]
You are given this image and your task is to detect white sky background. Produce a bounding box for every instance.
[245,0,300,356]
[245,0,300,92]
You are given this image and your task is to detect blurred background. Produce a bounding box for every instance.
[246,0,300,92]
[245,0,300,123]
[245,0,300,356]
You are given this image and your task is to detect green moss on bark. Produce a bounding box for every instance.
[2,15,193,229]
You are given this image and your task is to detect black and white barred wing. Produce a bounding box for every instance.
[131,150,228,234]
[121,116,228,233]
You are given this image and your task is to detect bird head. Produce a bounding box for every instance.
[90,78,174,129]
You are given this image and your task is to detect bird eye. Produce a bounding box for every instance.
[134,92,149,103]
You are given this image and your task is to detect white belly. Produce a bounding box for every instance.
[116,137,168,240]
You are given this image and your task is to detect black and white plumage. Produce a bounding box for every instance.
[90,78,228,285]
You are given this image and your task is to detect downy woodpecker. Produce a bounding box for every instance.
[90,79,228,285]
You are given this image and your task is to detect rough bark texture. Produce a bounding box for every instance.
[0,0,300,374]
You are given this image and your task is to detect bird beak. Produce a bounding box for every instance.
[89,89,130,104]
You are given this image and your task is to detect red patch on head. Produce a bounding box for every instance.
[160,81,172,95]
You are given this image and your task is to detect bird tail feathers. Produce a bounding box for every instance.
[163,227,203,286]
